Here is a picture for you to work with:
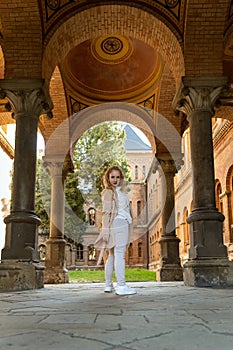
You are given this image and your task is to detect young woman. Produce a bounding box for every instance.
[95,165,137,295]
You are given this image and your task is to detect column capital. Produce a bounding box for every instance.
[173,76,228,119]
[43,154,74,181]
[42,157,64,178]
[154,153,184,175]
[0,78,53,120]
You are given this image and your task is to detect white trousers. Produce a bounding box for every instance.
[105,218,128,287]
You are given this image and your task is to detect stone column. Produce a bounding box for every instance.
[173,76,232,287]
[83,246,89,266]
[43,158,69,284]
[156,154,183,281]
[0,79,53,291]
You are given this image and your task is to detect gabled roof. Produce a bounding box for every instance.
[124,125,151,151]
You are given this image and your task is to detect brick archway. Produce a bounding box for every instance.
[42,5,184,87]
[44,101,182,161]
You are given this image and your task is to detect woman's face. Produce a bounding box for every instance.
[109,169,121,188]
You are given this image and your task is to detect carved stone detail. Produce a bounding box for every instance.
[43,153,73,184]
[173,76,228,119]
[177,86,224,118]
[43,160,64,178]
[0,79,53,119]
[154,154,184,174]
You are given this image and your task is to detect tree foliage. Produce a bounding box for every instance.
[64,170,86,242]
[35,159,51,234]
[35,159,86,242]
[73,122,130,208]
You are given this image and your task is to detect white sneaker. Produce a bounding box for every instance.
[115,285,137,295]
[104,285,114,293]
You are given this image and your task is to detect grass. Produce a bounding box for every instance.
[68,268,156,283]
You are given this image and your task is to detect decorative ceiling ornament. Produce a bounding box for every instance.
[63,36,163,103]
[91,35,133,65]
[165,0,179,8]
[47,0,60,11]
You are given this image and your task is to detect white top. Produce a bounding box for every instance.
[115,187,132,224]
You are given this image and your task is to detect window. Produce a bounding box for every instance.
[215,181,222,212]
[88,208,96,226]
[88,245,96,260]
[135,165,138,179]
[183,208,189,253]
[142,165,146,178]
[39,245,46,260]
[226,166,233,242]
[128,243,133,258]
[137,201,142,224]
[76,243,83,260]
[138,242,142,258]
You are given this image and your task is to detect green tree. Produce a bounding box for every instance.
[73,122,130,208]
[35,159,51,235]
[35,159,87,242]
[64,170,87,242]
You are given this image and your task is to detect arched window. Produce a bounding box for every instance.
[137,201,142,224]
[135,165,138,180]
[88,208,96,226]
[128,243,133,258]
[183,208,189,253]
[215,180,222,212]
[76,243,83,260]
[88,245,96,260]
[39,244,46,261]
[138,242,142,258]
[142,165,146,178]
[226,166,233,242]
[176,212,181,240]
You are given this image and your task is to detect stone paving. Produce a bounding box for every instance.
[0,281,233,349]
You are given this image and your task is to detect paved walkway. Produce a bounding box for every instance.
[0,281,233,350]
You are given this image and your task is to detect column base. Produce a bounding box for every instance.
[183,258,233,287]
[0,260,44,292]
[156,264,183,282]
[44,238,68,284]
[187,208,227,259]
[44,267,69,284]
[2,211,41,261]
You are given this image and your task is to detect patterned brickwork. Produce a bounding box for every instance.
[41,67,69,143]
[0,0,42,78]
[184,0,229,76]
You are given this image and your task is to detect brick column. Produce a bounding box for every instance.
[173,76,232,287]
[43,158,69,284]
[155,154,183,281]
[0,79,53,291]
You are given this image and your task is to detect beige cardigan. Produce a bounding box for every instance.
[94,188,118,250]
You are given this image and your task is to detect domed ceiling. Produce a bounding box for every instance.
[62,34,163,103]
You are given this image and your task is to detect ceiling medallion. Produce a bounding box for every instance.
[91,35,133,64]
[101,37,123,55]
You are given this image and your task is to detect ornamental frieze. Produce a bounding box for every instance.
[40,0,185,41]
